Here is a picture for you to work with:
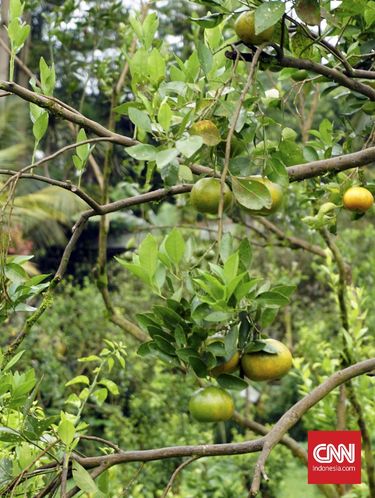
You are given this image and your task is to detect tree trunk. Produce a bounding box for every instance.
[0,0,10,81]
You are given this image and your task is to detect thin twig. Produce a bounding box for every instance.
[161,456,201,498]
[217,45,265,251]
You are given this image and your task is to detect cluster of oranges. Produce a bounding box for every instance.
[189,339,293,422]
[187,8,373,423]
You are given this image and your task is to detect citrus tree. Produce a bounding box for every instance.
[0,0,374,496]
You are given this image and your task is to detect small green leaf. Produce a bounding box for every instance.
[232,177,272,210]
[126,144,156,161]
[217,374,248,391]
[176,136,203,158]
[65,375,90,387]
[164,228,185,265]
[98,379,119,395]
[256,291,289,306]
[157,100,172,131]
[58,419,75,446]
[197,41,213,74]
[139,234,158,277]
[72,461,101,495]
[129,108,152,132]
[32,111,49,142]
[155,148,179,168]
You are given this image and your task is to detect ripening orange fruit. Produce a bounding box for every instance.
[343,186,374,213]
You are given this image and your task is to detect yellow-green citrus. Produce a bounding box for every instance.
[343,186,374,213]
[190,120,221,146]
[241,338,293,381]
[234,11,275,45]
[190,177,233,215]
[189,386,235,422]
[211,351,241,377]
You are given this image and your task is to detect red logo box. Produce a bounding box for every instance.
[308,431,361,484]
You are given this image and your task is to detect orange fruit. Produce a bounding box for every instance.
[211,351,241,377]
[343,186,374,213]
[190,177,233,215]
[234,11,275,45]
[241,338,292,381]
[189,386,235,422]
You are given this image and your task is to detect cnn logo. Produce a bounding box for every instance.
[308,431,361,485]
[313,443,355,463]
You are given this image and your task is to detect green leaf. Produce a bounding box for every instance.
[129,108,152,133]
[4,350,24,371]
[265,157,289,188]
[231,177,272,210]
[197,41,213,75]
[244,340,267,353]
[279,140,305,166]
[142,12,159,50]
[39,57,55,96]
[157,100,172,131]
[92,388,108,405]
[217,374,248,391]
[58,419,75,446]
[9,0,24,19]
[155,148,179,169]
[256,291,289,306]
[176,136,203,158]
[139,234,158,277]
[148,48,165,86]
[365,2,375,26]
[126,144,156,161]
[164,228,185,265]
[153,336,176,356]
[115,260,151,285]
[76,128,90,162]
[205,311,233,322]
[32,111,49,142]
[72,461,101,495]
[65,375,89,387]
[238,238,252,268]
[223,252,239,283]
[98,379,119,395]
[255,2,285,35]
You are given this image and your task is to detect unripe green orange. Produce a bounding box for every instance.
[190,178,233,215]
[189,386,235,422]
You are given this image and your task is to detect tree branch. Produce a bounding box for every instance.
[254,217,326,257]
[249,357,375,496]
[0,80,138,146]
[233,412,339,498]
[0,169,102,212]
[224,50,375,101]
